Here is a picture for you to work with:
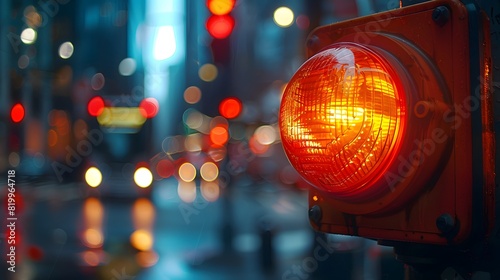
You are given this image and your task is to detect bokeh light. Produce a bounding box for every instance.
[219,97,242,119]
[85,167,102,188]
[296,15,310,30]
[47,129,58,147]
[136,251,159,268]
[207,0,235,15]
[82,228,103,248]
[210,126,229,146]
[8,152,20,167]
[18,55,29,69]
[132,198,155,229]
[199,63,218,82]
[87,96,105,117]
[201,180,220,202]
[184,133,203,152]
[178,162,197,182]
[184,109,204,130]
[82,251,100,267]
[156,159,175,178]
[178,180,197,203]
[58,42,74,59]
[10,103,25,123]
[134,167,153,188]
[200,162,219,182]
[91,73,105,90]
[139,97,159,118]
[254,125,277,145]
[20,28,37,44]
[118,58,137,76]
[130,229,154,251]
[206,15,235,39]
[184,86,202,104]
[24,6,42,28]
[273,7,294,27]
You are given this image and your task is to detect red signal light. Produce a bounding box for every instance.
[10,103,25,123]
[279,0,494,245]
[206,15,235,39]
[219,97,242,119]
[87,96,105,117]
[139,98,159,118]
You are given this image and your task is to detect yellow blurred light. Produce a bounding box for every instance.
[201,180,220,202]
[200,162,219,182]
[178,180,197,203]
[178,162,197,182]
[20,28,37,44]
[83,228,103,248]
[273,7,294,27]
[83,197,104,231]
[58,42,74,59]
[208,0,235,15]
[130,229,154,251]
[134,167,153,188]
[85,167,102,188]
[254,125,277,145]
[199,64,218,82]
[132,198,156,230]
[97,107,146,128]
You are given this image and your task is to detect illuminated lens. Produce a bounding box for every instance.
[134,167,153,188]
[85,167,102,188]
[280,43,406,198]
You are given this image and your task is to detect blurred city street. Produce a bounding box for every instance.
[0,175,401,280]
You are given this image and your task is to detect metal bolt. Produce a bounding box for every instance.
[436,213,455,234]
[309,205,322,225]
[432,6,450,27]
